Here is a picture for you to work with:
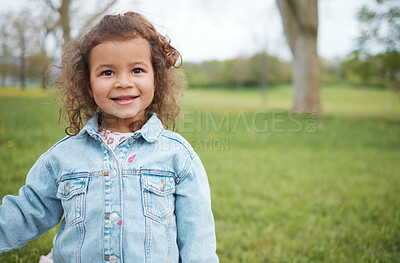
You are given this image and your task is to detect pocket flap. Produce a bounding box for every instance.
[57,177,89,200]
[142,176,175,196]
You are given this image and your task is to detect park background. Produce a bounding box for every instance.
[0,0,399,262]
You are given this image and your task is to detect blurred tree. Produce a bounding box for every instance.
[183,53,291,88]
[320,58,344,84]
[356,0,400,90]
[251,52,269,104]
[27,49,53,88]
[358,0,400,53]
[250,53,291,86]
[40,0,118,45]
[203,60,225,86]
[341,50,400,90]
[341,51,381,86]
[0,10,53,88]
[184,60,225,87]
[12,10,35,89]
[228,57,254,88]
[375,51,400,90]
[276,0,320,114]
[0,13,12,87]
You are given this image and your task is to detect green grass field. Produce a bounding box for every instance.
[0,84,399,262]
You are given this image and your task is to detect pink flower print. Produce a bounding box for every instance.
[128,154,136,163]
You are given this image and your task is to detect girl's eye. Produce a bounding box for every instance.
[101,70,114,76]
[132,68,143,74]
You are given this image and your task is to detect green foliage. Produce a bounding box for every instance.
[358,0,400,52]
[183,52,292,88]
[332,0,400,90]
[0,63,20,85]
[0,10,52,88]
[340,50,400,90]
[1,86,400,262]
[320,59,344,84]
[27,49,53,84]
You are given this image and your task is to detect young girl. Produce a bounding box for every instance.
[0,12,219,262]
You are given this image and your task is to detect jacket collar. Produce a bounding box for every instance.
[81,112,164,143]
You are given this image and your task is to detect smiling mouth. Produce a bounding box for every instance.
[111,96,139,101]
[110,96,139,105]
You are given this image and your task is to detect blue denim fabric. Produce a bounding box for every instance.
[0,113,219,263]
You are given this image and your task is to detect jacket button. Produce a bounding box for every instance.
[109,212,119,222]
[109,255,118,263]
[109,170,117,178]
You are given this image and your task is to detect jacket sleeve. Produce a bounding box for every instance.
[0,151,63,253]
[175,155,219,262]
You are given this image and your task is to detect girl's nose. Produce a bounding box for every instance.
[115,74,134,88]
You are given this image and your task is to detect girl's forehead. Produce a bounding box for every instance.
[89,38,152,66]
[95,37,149,49]
[90,38,151,57]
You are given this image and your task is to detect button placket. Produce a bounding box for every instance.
[109,255,118,263]
[101,142,123,262]
[109,212,119,222]
[109,170,117,178]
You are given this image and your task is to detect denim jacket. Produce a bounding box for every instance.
[0,113,219,263]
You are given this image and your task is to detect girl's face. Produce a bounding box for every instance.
[89,38,155,132]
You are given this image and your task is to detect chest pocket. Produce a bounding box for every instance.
[57,177,89,226]
[141,175,175,223]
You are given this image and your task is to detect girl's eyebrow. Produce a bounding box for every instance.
[94,64,113,71]
[130,61,150,67]
[94,61,150,72]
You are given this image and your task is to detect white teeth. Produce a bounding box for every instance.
[111,96,138,101]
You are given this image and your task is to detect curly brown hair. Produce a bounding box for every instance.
[50,11,186,136]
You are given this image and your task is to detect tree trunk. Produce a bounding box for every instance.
[292,30,320,112]
[20,41,26,89]
[1,73,5,86]
[276,0,321,114]
[260,52,268,106]
[43,0,118,46]
[59,0,71,45]
[18,30,26,89]
[1,38,9,87]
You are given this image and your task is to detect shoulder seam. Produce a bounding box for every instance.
[48,135,71,151]
[45,135,72,182]
[161,133,196,159]
[43,152,56,182]
[41,146,59,182]
[175,155,194,185]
